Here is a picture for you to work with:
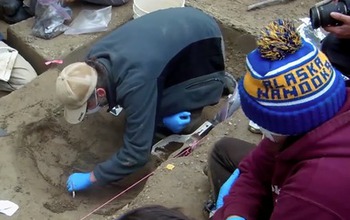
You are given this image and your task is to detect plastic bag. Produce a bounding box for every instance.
[64,6,112,35]
[0,0,33,24]
[0,0,22,16]
[32,0,72,39]
[297,17,327,49]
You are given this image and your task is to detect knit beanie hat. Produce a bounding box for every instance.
[239,19,346,135]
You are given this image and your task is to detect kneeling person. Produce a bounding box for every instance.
[0,33,37,92]
[56,7,228,192]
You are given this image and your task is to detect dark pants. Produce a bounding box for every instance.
[208,138,274,220]
[321,34,350,76]
[208,137,256,200]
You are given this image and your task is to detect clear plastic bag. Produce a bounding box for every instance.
[32,0,72,39]
[64,6,112,35]
[297,17,327,49]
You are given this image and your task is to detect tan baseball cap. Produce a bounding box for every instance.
[56,62,98,124]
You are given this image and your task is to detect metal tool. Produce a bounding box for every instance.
[151,77,241,160]
[247,0,295,11]
[151,120,214,159]
[248,120,262,134]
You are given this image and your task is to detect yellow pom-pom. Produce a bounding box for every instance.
[257,19,302,61]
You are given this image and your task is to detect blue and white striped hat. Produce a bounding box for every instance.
[239,19,346,135]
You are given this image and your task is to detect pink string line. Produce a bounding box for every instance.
[80,172,155,220]
[79,137,205,220]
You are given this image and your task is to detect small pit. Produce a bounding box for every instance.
[14,111,155,216]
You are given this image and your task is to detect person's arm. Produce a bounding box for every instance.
[323,12,350,38]
[269,159,343,220]
[214,138,281,220]
[93,78,158,184]
[269,192,337,220]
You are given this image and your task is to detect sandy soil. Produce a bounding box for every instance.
[0,0,317,219]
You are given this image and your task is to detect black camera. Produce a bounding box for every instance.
[310,0,350,29]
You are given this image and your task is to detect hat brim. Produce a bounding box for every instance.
[64,102,87,124]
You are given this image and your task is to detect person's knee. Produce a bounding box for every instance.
[212,137,238,154]
[209,137,256,170]
[209,137,238,163]
[8,68,37,90]
[8,55,37,90]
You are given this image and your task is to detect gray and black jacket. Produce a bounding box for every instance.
[86,7,226,184]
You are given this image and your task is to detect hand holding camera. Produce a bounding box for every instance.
[324,12,350,38]
[310,0,350,38]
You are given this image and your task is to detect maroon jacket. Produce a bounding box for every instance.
[214,89,350,220]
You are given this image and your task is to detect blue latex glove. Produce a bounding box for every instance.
[162,111,191,133]
[66,172,93,192]
[227,216,245,220]
[216,168,240,209]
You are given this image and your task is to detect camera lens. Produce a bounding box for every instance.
[310,6,321,29]
[310,1,348,29]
